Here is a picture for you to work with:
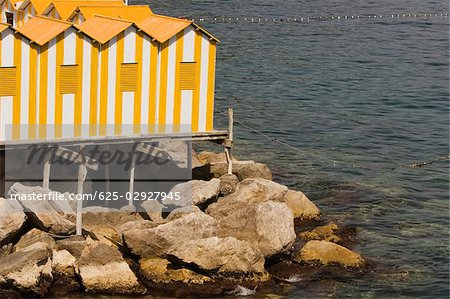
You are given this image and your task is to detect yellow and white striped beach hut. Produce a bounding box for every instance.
[0,0,17,26]
[68,5,152,24]
[15,0,51,26]
[0,13,219,143]
[41,0,125,21]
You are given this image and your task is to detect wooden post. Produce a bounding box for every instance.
[128,152,136,210]
[76,145,86,236]
[224,108,234,175]
[43,158,51,189]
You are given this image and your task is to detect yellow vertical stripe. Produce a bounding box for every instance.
[114,32,124,135]
[192,31,202,132]
[148,40,158,128]
[0,31,2,66]
[89,43,99,135]
[134,31,143,132]
[74,33,83,137]
[13,35,21,139]
[39,43,48,138]
[55,34,64,138]
[28,43,38,138]
[158,41,169,130]
[99,42,109,135]
[206,42,216,131]
[173,31,184,129]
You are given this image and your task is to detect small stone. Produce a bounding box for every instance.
[299,222,341,243]
[219,174,239,196]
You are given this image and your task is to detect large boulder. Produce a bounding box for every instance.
[166,205,202,221]
[217,201,296,257]
[116,220,160,236]
[282,190,321,220]
[9,183,76,235]
[141,200,165,222]
[13,229,56,252]
[82,206,143,227]
[123,212,218,258]
[197,151,237,164]
[140,257,211,284]
[0,245,53,296]
[78,242,146,294]
[51,249,80,294]
[56,235,87,259]
[206,178,288,219]
[0,197,27,246]
[168,179,220,206]
[294,240,365,268]
[168,236,266,275]
[84,224,122,247]
[210,161,272,181]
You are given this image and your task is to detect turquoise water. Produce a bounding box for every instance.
[137,1,449,297]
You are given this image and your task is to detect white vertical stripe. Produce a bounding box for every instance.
[122,92,134,126]
[180,90,192,131]
[198,35,209,132]
[63,29,76,65]
[183,27,195,62]
[123,27,135,63]
[20,38,29,139]
[81,36,91,136]
[154,44,161,124]
[107,37,117,136]
[141,35,150,125]
[165,36,176,127]
[1,30,14,66]
[46,38,56,138]
[62,94,74,137]
[0,97,13,141]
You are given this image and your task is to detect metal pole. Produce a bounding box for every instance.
[225,108,234,175]
[128,152,136,210]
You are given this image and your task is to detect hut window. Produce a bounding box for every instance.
[59,65,79,94]
[0,67,16,96]
[5,12,13,26]
[120,63,138,92]
[179,62,197,90]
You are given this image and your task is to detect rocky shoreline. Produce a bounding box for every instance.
[0,151,369,298]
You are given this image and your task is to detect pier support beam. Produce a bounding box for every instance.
[224,108,234,175]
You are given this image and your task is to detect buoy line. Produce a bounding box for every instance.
[190,12,449,24]
[217,110,449,171]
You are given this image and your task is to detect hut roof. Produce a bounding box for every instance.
[43,0,125,20]
[72,5,152,22]
[137,14,219,44]
[0,23,10,33]
[77,14,133,44]
[15,16,71,45]
[17,0,52,14]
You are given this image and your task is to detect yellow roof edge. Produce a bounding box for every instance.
[91,14,134,24]
[192,22,220,43]
[76,18,136,44]
[150,13,192,24]
[33,15,73,25]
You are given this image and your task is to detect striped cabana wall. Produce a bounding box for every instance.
[0,15,218,143]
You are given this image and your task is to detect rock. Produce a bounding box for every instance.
[78,242,146,294]
[206,178,288,219]
[123,212,218,258]
[191,150,203,168]
[0,246,53,296]
[198,151,237,164]
[219,174,239,196]
[168,236,266,275]
[8,183,76,235]
[141,200,165,221]
[8,183,75,214]
[0,197,27,246]
[56,235,87,259]
[169,179,220,206]
[51,249,80,293]
[82,206,143,227]
[282,190,321,220]
[294,240,365,268]
[166,205,202,221]
[210,161,272,181]
[217,201,296,257]
[14,229,56,252]
[116,220,160,236]
[140,257,211,284]
[0,244,13,258]
[84,225,122,247]
[299,222,341,243]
